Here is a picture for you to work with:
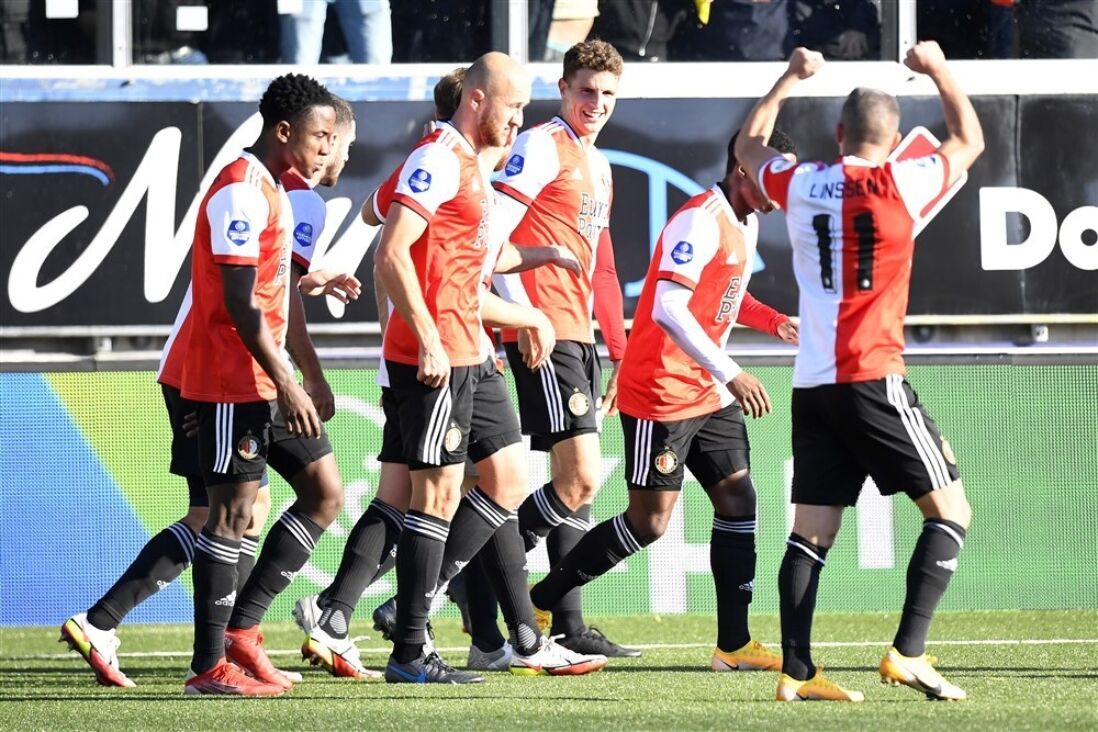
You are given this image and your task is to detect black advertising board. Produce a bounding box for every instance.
[1,95,1094,330]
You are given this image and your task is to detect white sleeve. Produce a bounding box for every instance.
[491,190,529,244]
[393,143,462,218]
[286,188,327,268]
[492,271,533,307]
[655,207,721,289]
[205,182,270,262]
[493,127,560,207]
[891,154,950,221]
[652,280,742,383]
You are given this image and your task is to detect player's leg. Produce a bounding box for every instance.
[690,405,780,672]
[860,375,969,700]
[226,402,344,688]
[776,386,864,702]
[463,551,510,670]
[238,478,271,590]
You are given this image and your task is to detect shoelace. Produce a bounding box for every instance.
[423,652,457,675]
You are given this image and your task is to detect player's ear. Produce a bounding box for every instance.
[470,87,486,110]
[274,120,292,144]
[558,77,567,98]
[890,130,903,151]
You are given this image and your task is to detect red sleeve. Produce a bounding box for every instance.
[736,291,790,338]
[591,229,628,361]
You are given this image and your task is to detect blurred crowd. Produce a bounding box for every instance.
[1,0,1095,65]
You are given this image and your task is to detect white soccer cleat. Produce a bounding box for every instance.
[467,640,514,671]
[880,647,967,701]
[510,635,608,676]
[301,625,382,681]
[59,613,135,688]
[292,594,324,635]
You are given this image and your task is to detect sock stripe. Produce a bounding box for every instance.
[465,487,508,528]
[278,511,317,552]
[196,534,240,565]
[926,520,965,550]
[373,499,405,528]
[532,485,566,526]
[787,537,825,566]
[713,518,756,534]
[239,535,259,557]
[405,513,449,543]
[561,516,590,532]
[166,522,196,564]
[505,511,518,522]
[612,514,642,554]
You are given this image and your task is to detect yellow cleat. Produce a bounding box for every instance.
[880,647,966,701]
[710,640,782,671]
[776,667,865,702]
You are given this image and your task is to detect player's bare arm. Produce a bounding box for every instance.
[735,47,825,187]
[287,264,336,421]
[481,286,556,370]
[298,268,362,303]
[360,190,382,226]
[374,201,449,388]
[493,242,581,275]
[220,264,321,437]
[904,41,985,184]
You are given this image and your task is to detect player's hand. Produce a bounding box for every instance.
[786,47,825,80]
[182,410,198,439]
[278,381,322,438]
[602,362,621,418]
[777,320,799,345]
[548,245,582,275]
[727,371,772,419]
[904,40,947,76]
[418,335,451,389]
[299,269,362,303]
[520,315,556,371]
[304,373,336,422]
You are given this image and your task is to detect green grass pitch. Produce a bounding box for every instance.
[2,610,1096,730]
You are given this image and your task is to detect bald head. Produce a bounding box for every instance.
[464,51,529,100]
[840,87,901,148]
[456,52,531,150]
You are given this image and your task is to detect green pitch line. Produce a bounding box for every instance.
[2,611,1096,731]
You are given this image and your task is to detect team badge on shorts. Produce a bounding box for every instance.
[237,434,261,460]
[654,447,679,475]
[941,438,957,465]
[444,425,462,453]
[568,391,590,416]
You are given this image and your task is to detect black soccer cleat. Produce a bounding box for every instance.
[557,626,641,658]
[385,651,485,684]
[371,596,398,640]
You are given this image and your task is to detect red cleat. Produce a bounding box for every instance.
[224,626,294,690]
[59,613,135,688]
[184,658,286,697]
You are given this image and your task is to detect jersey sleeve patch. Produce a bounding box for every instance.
[655,207,720,290]
[492,127,560,204]
[206,182,271,264]
[393,143,461,219]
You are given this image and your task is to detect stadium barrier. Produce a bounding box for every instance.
[2,362,1095,626]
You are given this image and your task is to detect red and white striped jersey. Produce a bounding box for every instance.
[617,186,757,421]
[381,122,494,367]
[281,168,325,270]
[759,153,950,387]
[494,116,614,345]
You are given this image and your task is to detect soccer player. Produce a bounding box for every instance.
[179,73,347,697]
[491,39,636,658]
[526,124,799,673]
[735,42,983,701]
[58,97,360,689]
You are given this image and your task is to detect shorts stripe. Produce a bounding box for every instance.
[214,403,234,474]
[166,522,196,564]
[278,511,317,552]
[421,388,453,466]
[885,375,950,489]
[539,360,565,433]
[631,419,653,485]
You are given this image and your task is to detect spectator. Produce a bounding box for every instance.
[790,0,881,60]
[593,0,694,61]
[988,0,1098,58]
[281,0,392,64]
[134,0,208,64]
[544,0,598,60]
[529,0,556,61]
[670,0,790,61]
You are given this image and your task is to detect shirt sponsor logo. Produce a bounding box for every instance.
[504,154,524,176]
[408,168,432,193]
[293,222,313,248]
[670,240,694,264]
[226,219,251,245]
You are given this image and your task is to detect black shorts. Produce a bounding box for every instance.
[621,403,750,491]
[504,340,601,447]
[791,375,961,507]
[196,399,333,486]
[378,387,404,464]
[384,357,521,470]
[161,383,207,506]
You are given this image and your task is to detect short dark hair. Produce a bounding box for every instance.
[433,67,467,121]
[726,127,797,174]
[840,87,900,147]
[258,73,333,130]
[563,39,624,81]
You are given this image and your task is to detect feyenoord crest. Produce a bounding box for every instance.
[444,425,462,453]
[568,390,590,416]
[941,438,957,465]
[237,434,260,460]
[654,447,678,475]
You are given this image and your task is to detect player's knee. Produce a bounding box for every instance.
[628,509,672,545]
[554,470,600,510]
[182,506,209,534]
[250,489,272,526]
[310,486,345,527]
[214,502,254,538]
[708,469,756,515]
